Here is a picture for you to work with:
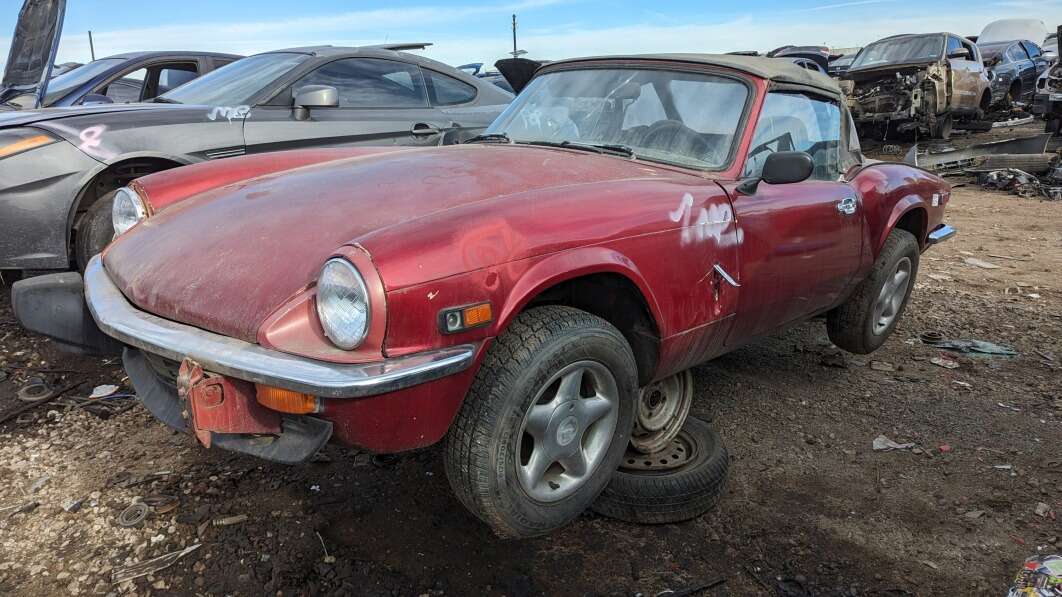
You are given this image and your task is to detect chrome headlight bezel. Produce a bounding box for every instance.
[316,258,371,350]
[111,186,148,238]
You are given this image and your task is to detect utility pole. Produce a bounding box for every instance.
[510,14,526,59]
[88,30,95,60]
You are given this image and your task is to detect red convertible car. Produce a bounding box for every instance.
[14,54,954,537]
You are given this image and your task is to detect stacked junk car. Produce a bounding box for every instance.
[3,0,1062,595]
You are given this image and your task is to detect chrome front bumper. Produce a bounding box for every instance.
[83,256,477,398]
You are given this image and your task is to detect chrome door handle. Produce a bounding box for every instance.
[411,123,441,136]
[837,196,857,215]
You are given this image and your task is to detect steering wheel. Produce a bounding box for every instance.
[640,120,721,165]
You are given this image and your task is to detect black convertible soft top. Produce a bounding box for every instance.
[544,53,842,97]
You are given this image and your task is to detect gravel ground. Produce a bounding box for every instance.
[0,131,1059,596]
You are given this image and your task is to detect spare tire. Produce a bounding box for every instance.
[591,417,729,524]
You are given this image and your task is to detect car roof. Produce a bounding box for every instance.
[103,51,244,60]
[257,44,488,84]
[543,53,841,96]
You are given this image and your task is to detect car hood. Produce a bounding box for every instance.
[0,102,194,129]
[1,0,66,107]
[103,144,670,343]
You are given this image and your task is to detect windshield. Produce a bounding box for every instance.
[850,35,944,70]
[42,58,125,105]
[486,68,748,169]
[159,53,309,106]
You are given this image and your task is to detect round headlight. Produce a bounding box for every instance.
[111,187,147,238]
[316,258,370,350]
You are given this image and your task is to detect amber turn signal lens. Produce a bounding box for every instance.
[462,303,492,327]
[0,134,54,158]
[255,385,319,414]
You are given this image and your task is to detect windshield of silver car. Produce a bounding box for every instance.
[42,58,125,106]
[158,52,310,106]
[849,35,945,70]
[485,68,749,170]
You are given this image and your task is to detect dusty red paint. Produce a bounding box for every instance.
[107,64,950,454]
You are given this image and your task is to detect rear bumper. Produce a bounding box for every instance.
[82,255,476,399]
[927,224,956,245]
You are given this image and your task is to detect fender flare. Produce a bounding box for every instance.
[64,153,190,247]
[495,246,666,337]
[878,196,927,253]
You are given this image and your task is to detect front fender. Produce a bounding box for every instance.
[495,246,664,334]
[880,196,927,251]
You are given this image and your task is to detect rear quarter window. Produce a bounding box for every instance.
[425,69,477,105]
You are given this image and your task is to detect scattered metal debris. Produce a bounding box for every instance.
[62,498,85,513]
[904,134,1052,175]
[16,379,54,402]
[89,384,120,399]
[963,257,1001,269]
[142,494,179,514]
[992,116,1036,128]
[998,403,1022,412]
[212,514,248,527]
[28,475,49,494]
[930,356,960,369]
[117,502,150,527]
[111,544,201,584]
[920,332,1017,356]
[873,435,916,451]
[870,360,895,372]
[2,501,39,517]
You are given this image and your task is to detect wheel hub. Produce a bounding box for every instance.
[630,370,694,454]
[620,428,698,472]
[516,361,620,503]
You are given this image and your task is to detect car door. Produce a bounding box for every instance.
[1021,41,1048,98]
[243,57,452,154]
[946,36,982,111]
[725,90,863,344]
[421,66,493,144]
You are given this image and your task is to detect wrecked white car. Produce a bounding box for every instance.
[842,33,991,139]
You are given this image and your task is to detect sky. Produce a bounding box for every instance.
[2,0,1062,69]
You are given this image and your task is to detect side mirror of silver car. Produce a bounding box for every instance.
[293,85,339,121]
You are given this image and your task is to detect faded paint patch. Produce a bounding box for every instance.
[207,106,251,122]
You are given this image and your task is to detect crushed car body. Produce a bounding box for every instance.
[14,54,953,538]
[842,33,991,139]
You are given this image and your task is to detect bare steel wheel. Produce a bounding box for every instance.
[871,256,912,335]
[517,361,620,502]
[630,370,693,454]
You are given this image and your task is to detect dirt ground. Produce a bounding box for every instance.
[0,125,1060,596]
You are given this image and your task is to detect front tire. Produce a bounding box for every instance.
[445,305,638,538]
[74,191,117,272]
[827,228,920,354]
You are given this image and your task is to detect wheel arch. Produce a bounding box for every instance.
[880,199,927,253]
[496,248,664,385]
[66,154,189,259]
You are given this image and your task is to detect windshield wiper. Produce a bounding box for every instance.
[465,132,510,144]
[152,97,181,104]
[522,140,635,158]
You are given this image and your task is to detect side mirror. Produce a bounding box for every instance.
[947,48,971,60]
[292,85,338,120]
[81,93,114,105]
[737,151,814,194]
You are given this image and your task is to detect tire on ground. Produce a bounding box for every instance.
[827,228,920,354]
[75,191,117,272]
[444,305,638,538]
[591,417,729,524]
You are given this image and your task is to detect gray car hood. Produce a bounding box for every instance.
[0,102,185,129]
[1,0,66,108]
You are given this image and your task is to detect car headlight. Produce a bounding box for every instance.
[0,128,58,159]
[316,258,370,350]
[111,186,148,238]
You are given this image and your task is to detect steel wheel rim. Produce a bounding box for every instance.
[621,427,698,472]
[630,370,693,454]
[516,360,620,503]
[871,256,912,335]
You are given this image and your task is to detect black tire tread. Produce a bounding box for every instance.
[74,192,117,272]
[445,305,634,538]
[592,418,728,524]
[827,228,919,354]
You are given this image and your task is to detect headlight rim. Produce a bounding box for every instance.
[111,186,148,239]
[316,257,371,351]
